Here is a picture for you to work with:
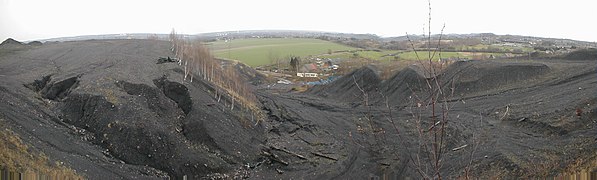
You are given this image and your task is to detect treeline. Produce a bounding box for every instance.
[318,35,530,54]
[169,29,262,122]
[317,36,383,49]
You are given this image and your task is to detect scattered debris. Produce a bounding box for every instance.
[452,144,468,151]
[518,117,528,122]
[156,56,179,64]
[262,151,289,166]
[270,146,307,160]
[576,108,583,117]
[275,168,284,174]
[311,152,338,161]
[500,106,510,120]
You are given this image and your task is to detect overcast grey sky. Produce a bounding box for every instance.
[1,0,595,42]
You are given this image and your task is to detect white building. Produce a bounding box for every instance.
[297,73,318,77]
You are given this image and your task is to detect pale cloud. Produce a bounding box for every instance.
[1,0,595,42]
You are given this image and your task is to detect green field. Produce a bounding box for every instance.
[319,50,398,61]
[206,38,357,67]
[320,50,505,61]
[206,38,520,67]
[395,51,504,60]
[455,44,534,53]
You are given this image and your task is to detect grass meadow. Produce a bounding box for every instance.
[207,38,518,67]
[207,38,356,67]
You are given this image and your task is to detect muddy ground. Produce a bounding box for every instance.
[0,39,595,179]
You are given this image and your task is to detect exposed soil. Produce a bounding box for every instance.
[307,65,382,105]
[0,38,24,46]
[563,48,597,60]
[305,58,597,178]
[0,39,595,179]
[0,39,262,179]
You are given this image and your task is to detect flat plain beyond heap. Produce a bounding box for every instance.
[207,38,356,67]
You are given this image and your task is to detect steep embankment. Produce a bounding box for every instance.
[2,38,595,179]
[0,39,265,179]
[307,65,382,104]
[439,60,550,97]
[303,58,596,178]
[312,60,553,106]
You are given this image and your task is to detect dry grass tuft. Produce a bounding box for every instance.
[0,121,83,179]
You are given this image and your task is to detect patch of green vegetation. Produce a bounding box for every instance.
[397,51,460,60]
[356,50,399,61]
[454,44,533,53]
[319,50,504,62]
[206,38,531,67]
[207,38,356,67]
[395,51,504,60]
[318,50,400,62]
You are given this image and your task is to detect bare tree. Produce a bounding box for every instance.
[403,6,453,178]
[348,1,477,179]
[169,29,263,124]
[290,56,301,72]
[268,50,281,70]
